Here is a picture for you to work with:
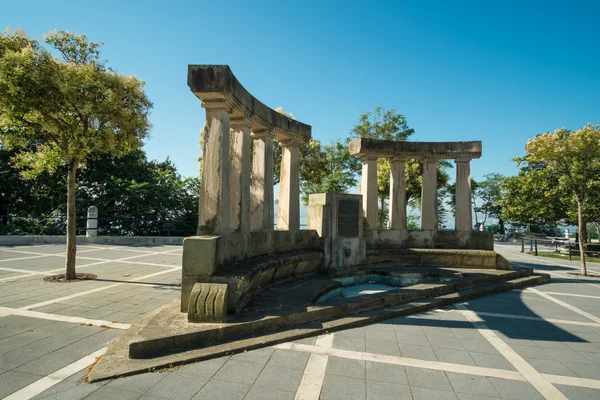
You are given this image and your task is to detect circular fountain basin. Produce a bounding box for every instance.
[316,273,455,303]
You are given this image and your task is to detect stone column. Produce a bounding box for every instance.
[250,129,275,230]
[420,157,438,230]
[361,156,378,230]
[86,206,98,238]
[389,157,407,230]
[455,156,473,231]
[229,116,252,232]
[198,100,230,235]
[277,139,301,231]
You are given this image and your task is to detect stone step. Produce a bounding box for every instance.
[89,272,548,382]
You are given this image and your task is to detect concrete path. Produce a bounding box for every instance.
[0,242,599,399]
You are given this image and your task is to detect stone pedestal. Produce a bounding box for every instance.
[86,206,98,238]
[277,139,301,231]
[455,157,473,231]
[308,193,366,269]
[251,129,275,230]
[389,157,407,230]
[420,157,438,230]
[198,100,230,235]
[229,117,251,232]
[361,156,378,230]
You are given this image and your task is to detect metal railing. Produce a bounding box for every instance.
[520,237,582,260]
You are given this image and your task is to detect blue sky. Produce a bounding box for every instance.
[3,0,600,185]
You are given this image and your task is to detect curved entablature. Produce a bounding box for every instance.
[188,65,312,143]
[349,138,482,160]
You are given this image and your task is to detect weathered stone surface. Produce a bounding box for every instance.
[349,138,482,159]
[277,139,301,231]
[364,229,494,251]
[389,157,407,230]
[421,158,438,230]
[229,117,251,232]
[455,157,473,231]
[188,65,311,143]
[188,283,228,322]
[361,157,378,230]
[366,248,498,269]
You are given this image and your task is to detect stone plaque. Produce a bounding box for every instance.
[337,199,359,238]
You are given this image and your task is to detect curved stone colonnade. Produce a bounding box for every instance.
[349,138,482,232]
[188,65,311,235]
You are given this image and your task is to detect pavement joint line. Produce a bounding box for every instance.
[19,267,181,310]
[0,266,55,276]
[3,347,107,400]
[434,309,600,328]
[456,303,567,400]
[0,306,132,329]
[525,287,600,324]
[542,291,600,300]
[509,252,600,275]
[0,254,55,264]
[83,245,182,255]
[294,333,334,399]
[273,342,527,381]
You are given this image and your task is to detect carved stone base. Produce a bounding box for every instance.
[188,283,228,322]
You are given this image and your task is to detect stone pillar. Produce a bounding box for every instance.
[229,116,252,232]
[389,157,407,230]
[277,139,301,231]
[420,157,438,230]
[250,129,275,230]
[455,156,473,231]
[86,206,98,238]
[361,156,378,230]
[198,100,231,235]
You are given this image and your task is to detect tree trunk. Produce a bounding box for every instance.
[379,196,385,228]
[577,199,588,276]
[580,222,588,248]
[498,217,505,233]
[65,159,79,280]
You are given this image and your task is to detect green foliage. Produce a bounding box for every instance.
[0,29,152,277]
[501,124,600,275]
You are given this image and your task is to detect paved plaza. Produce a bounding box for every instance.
[0,242,599,399]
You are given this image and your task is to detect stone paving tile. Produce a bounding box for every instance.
[469,352,517,371]
[212,359,265,384]
[405,367,453,392]
[365,339,401,356]
[456,393,501,400]
[177,356,229,378]
[82,385,144,400]
[366,380,412,400]
[562,361,600,379]
[0,369,44,398]
[331,335,366,352]
[33,379,101,400]
[544,347,596,364]
[365,361,408,385]
[555,383,600,400]
[244,385,295,400]
[410,386,458,400]
[434,347,477,366]
[400,343,438,361]
[487,377,544,400]
[446,372,499,397]
[321,373,365,400]
[191,379,250,400]
[252,365,303,392]
[105,370,169,393]
[145,372,209,400]
[335,326,366,338]
[266,349,309,370]
[326,356,365,379]
[230,347,274,364]
[395,332,429,346]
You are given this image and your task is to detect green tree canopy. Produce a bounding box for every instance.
[0,29,152,279]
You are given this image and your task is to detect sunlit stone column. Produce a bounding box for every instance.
[420,157,438,230]
[251,129,275,230]
[361,156,378,230]
[389,156,407,230]
[198,99,230,235]
[455,156,473,231]
[277,139,301,231]
[229,116,251,232]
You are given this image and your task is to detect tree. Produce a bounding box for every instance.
[522,125,600,276]
[0,30,152,279]
[473,173,505,230]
